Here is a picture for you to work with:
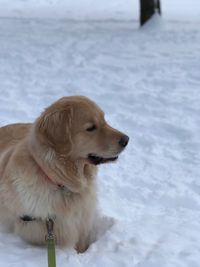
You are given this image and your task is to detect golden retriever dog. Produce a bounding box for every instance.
[0,96,129,252]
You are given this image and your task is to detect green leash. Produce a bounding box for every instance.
[46,218,56,267]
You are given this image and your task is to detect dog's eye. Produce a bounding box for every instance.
[86,125,96,132]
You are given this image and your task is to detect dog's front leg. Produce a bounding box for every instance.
[75,231,90,253]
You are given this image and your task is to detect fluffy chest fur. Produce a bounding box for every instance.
[0,137,97,249]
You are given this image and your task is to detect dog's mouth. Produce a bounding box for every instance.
[87,153,118,165]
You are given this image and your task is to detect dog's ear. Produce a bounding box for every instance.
[35,107,73,154]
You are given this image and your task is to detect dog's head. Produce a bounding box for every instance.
[36,96,129,165]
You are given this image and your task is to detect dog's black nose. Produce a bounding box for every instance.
[119,135,129,148]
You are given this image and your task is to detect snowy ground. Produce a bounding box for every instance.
[0,1,200,267]
[0,0,200,21]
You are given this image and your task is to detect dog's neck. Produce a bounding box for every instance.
[30,153,64,188]
[28,134,97,193]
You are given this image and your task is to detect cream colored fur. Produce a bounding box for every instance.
[0,96,127,252]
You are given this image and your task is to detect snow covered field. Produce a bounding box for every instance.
[0,0,200,21]
[0,1,200,267]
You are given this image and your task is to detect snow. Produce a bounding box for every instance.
[0,0,138,20]
[0,1,200,267]
[162,0,200,21]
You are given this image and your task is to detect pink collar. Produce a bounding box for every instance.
[32,155,63,188]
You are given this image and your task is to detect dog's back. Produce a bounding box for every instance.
[0,123,31,153]
[0,124,31,228]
